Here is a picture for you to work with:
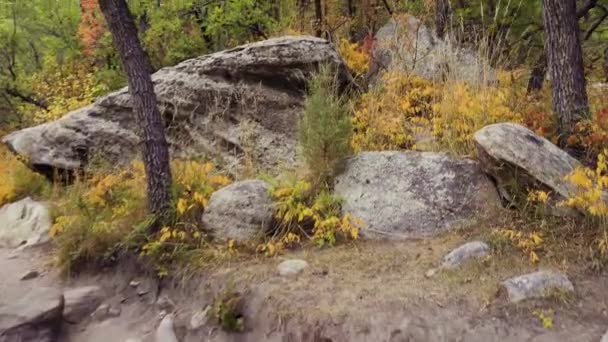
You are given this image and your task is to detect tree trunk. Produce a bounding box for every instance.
[527,52,547,93]
[435,0,450,39]
[99,0,173,228]
[542,0,589,149]
[314,0,323,37]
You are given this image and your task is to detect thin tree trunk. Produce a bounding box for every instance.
[435,0,450,39]
[314,0,323,37]
[527,52,547,93]
[99,0,173,228]
[542,0,589,149]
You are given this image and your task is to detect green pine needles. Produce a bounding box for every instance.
[298,65,353,187]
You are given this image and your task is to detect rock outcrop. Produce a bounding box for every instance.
[202,180,274,241]
[500,270,574,303]
[333,151,501,239]
[0,197,52,249]
[63,286,105,323]
[371,15,495,85]
[0,287,64,342]
[474,123,583,209]
[3,37,352,174]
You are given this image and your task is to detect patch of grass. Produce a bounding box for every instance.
[211,282,245,332]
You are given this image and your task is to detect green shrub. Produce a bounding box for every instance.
[298,65,352,187]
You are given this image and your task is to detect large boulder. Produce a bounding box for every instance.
[0,287,64,342]
[2,37,352,174]
[474,123,589,208]
[0,197,52,249]
[371,15,495,85]
[333,152,502,239]
[202,180,274,241]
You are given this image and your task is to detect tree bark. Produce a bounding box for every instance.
[527,53,547,93]
[98,0,173,228]
[314,0,323,37]
[542,0,589,149]
[435,0,450,39]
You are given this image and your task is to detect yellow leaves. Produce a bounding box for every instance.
[338,39,369,75]
[527,190,550,204]
[493,228,544,264]
[533,309,554,329]
[433,80,523,154]
[562,150,608,218]
[352,71,435,152]
[0,146,49,207]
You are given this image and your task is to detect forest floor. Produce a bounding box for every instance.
[2,228,608,342]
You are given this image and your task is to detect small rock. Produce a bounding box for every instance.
[277,259,309,276]
[20,270,40,281]
[63,286,105,323]
[500,270,574,303]
[124,339,142,342]
[441,241,490,268]
[129,280,140,287]
[89,303,120,321]
[189,306,211,330]
[155,313,178,342]
[137,286,150,296]
[424,268,437,278]
[108,306,121,317]
[90,304,110,321]
[156,295,176,312]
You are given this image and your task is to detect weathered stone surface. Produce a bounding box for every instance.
[474,123,590,210]
[441,241,490,268]
[3,36,352,174]
[333,152,501,239]
[63,286,104,323]
[202,180,274,241]
[19,270,39,281]
[189,306,211,331]
[277,259,309,276]
[0,197,52,249]
[156,314,178,342]
[601,329,608,342]
[0,287,64,342]
[500,270,574,303]
[372,15,495,85]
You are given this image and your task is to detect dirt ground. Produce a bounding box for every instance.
[2,229,607,342]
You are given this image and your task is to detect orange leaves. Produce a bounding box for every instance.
[78,0,105,57]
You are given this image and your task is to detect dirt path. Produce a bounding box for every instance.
[1,234,608,342]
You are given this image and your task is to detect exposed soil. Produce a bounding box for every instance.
[1,231,607,342]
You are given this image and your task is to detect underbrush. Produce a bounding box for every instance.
[485,150,608,271]
[50,159,231,276]
[0,145,50,207]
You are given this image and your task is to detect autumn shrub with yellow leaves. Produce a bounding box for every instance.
[338,39,370,76]
[352,71,435,152]
[0,145,50,207]
[561,150,608,263]
[50,159,230,275]
[257,178,362,256]
[432,74,524,155]
[21,58,108,125]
